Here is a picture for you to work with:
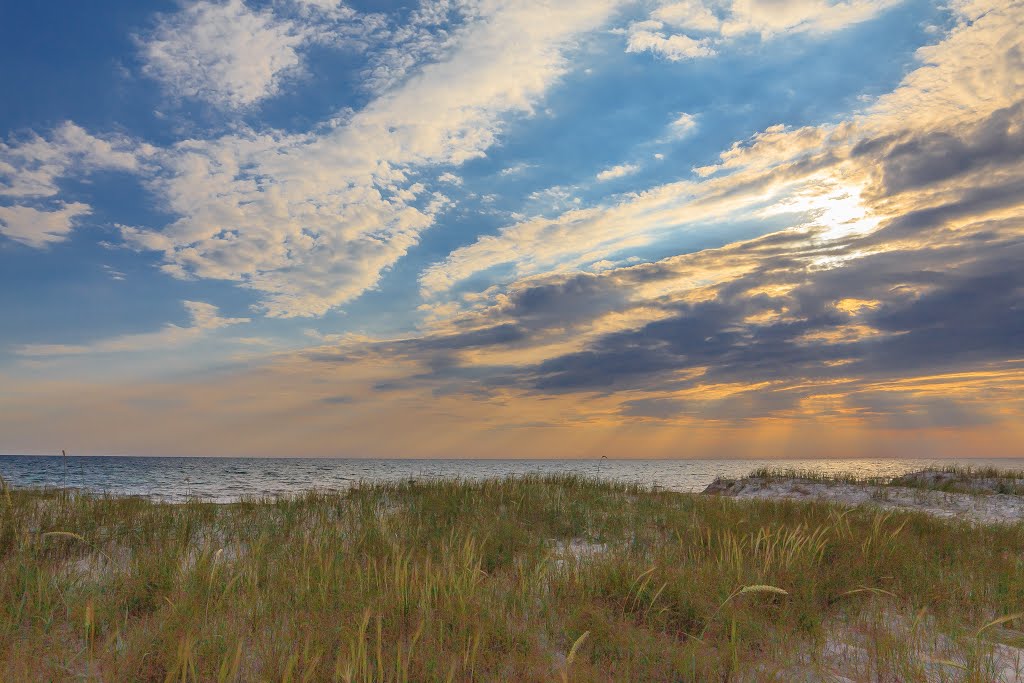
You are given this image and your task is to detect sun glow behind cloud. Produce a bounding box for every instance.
[761,179,884,240]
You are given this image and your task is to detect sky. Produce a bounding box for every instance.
[0,0,1022,458]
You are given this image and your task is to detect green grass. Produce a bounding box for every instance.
[2,473,1024,681]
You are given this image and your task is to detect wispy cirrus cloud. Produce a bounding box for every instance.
[625,0,903,61]
[118,0,624,318]
[12,0,626,318]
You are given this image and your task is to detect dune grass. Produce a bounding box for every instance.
[743,467,894,487]
[2,473,1024,681]
[743,465,1024,495]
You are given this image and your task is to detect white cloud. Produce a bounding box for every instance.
[596,163,640,181]
[121,0,623,318]
[722,0,901,38]
[357,2,461,94]
[868,0,1024,129]
[0,202,92,248]
[525,185,583,214]
[625,0,902,61]
[14,301,249,357]
[626,22,716,60]
[418,174,774,296]
[420,0,1024,299]
[652,0,722,32]
[292,0,346,11]
[0,122,145,199]
[0,123,150,247]
[500,162,536,176]
[102,265,127,281]
[438,171,463,185]
[139,0,311,109]
[669,112,698,138]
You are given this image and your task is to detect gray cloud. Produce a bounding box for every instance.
[305,97,1024,424]
[873,103,1024,197]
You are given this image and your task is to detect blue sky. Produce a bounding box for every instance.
[1,0,1022,457]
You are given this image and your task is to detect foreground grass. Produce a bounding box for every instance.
[2,474,1024,681]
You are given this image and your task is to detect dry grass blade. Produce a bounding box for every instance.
[40,531,88,543]
[40,530,113,564]
[560,630,590,683]
[737,584,789,596]
[699,584,789,640]
[839,586,898,599]
[977,613,1024,638]
[928,656,968,671]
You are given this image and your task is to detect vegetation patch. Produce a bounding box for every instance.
[2,472,1024,681]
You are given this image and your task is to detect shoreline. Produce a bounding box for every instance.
[5,456,1024,504]
[10,466,1024,524]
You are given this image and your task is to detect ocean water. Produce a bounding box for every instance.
[2,455,1024,503]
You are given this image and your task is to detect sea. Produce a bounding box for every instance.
[3,455,1024,503]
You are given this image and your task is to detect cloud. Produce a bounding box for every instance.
[596,163,640,181]
[14,301,249,357]
[137,0,389,108]
[867,0,1024,130]
[500,162,536,176]
[357,2,463,94]
[626,22,716,61]
[334,186,1024,427]
[625,0,902,61]
[320,394,354,404]
[525,223,1024,396]
[720,0,902,38]
[0,122,145,198]
[421,0,1023,300]
[669,112,698,138]
[0,122,151,247]
[102,265,127,281]
[418,164,795,297]
[119,0,623,318]
[651,0,722,33]
[347,0,1021,432]
[138,0,312,109]
[4,0,1023,458]
[0,202,92,248]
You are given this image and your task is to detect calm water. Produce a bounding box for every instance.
[3,455,1024,503]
